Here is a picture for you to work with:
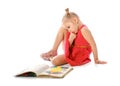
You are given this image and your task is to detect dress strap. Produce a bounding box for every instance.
[79,24,86,29]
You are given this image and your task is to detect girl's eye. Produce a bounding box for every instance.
[67,26,70,29]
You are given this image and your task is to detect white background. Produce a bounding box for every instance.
[0,0,120,86]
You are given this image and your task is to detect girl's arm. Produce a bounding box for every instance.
[81,27,107,64]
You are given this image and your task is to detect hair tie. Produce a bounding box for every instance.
[65,8,70,16]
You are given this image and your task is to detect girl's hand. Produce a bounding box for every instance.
[95,60,107,64]
[68,32,76,45]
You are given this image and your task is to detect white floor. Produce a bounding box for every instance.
[1,58,120,86]
[0,0,120,86]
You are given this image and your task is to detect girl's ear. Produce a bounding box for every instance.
[72,17,78,24]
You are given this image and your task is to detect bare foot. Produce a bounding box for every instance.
[40,50,57,61]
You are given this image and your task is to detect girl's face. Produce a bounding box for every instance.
[62,21,78,33]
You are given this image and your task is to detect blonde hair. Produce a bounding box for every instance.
[62,8,79,21]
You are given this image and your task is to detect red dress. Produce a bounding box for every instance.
[65,25,92,66]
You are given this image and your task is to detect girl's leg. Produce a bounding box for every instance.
[51,28,68,66]
[41,27,67,60]
[51,55,67,66]
[52,27,67,51]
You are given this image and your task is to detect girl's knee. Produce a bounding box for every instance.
[51,58,60,66]
[51,55,67,66]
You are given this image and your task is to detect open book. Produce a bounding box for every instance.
[15,64,73,78]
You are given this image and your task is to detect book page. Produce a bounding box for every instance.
[38,65,73,78]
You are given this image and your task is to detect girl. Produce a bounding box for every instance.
[41,8,107,66]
